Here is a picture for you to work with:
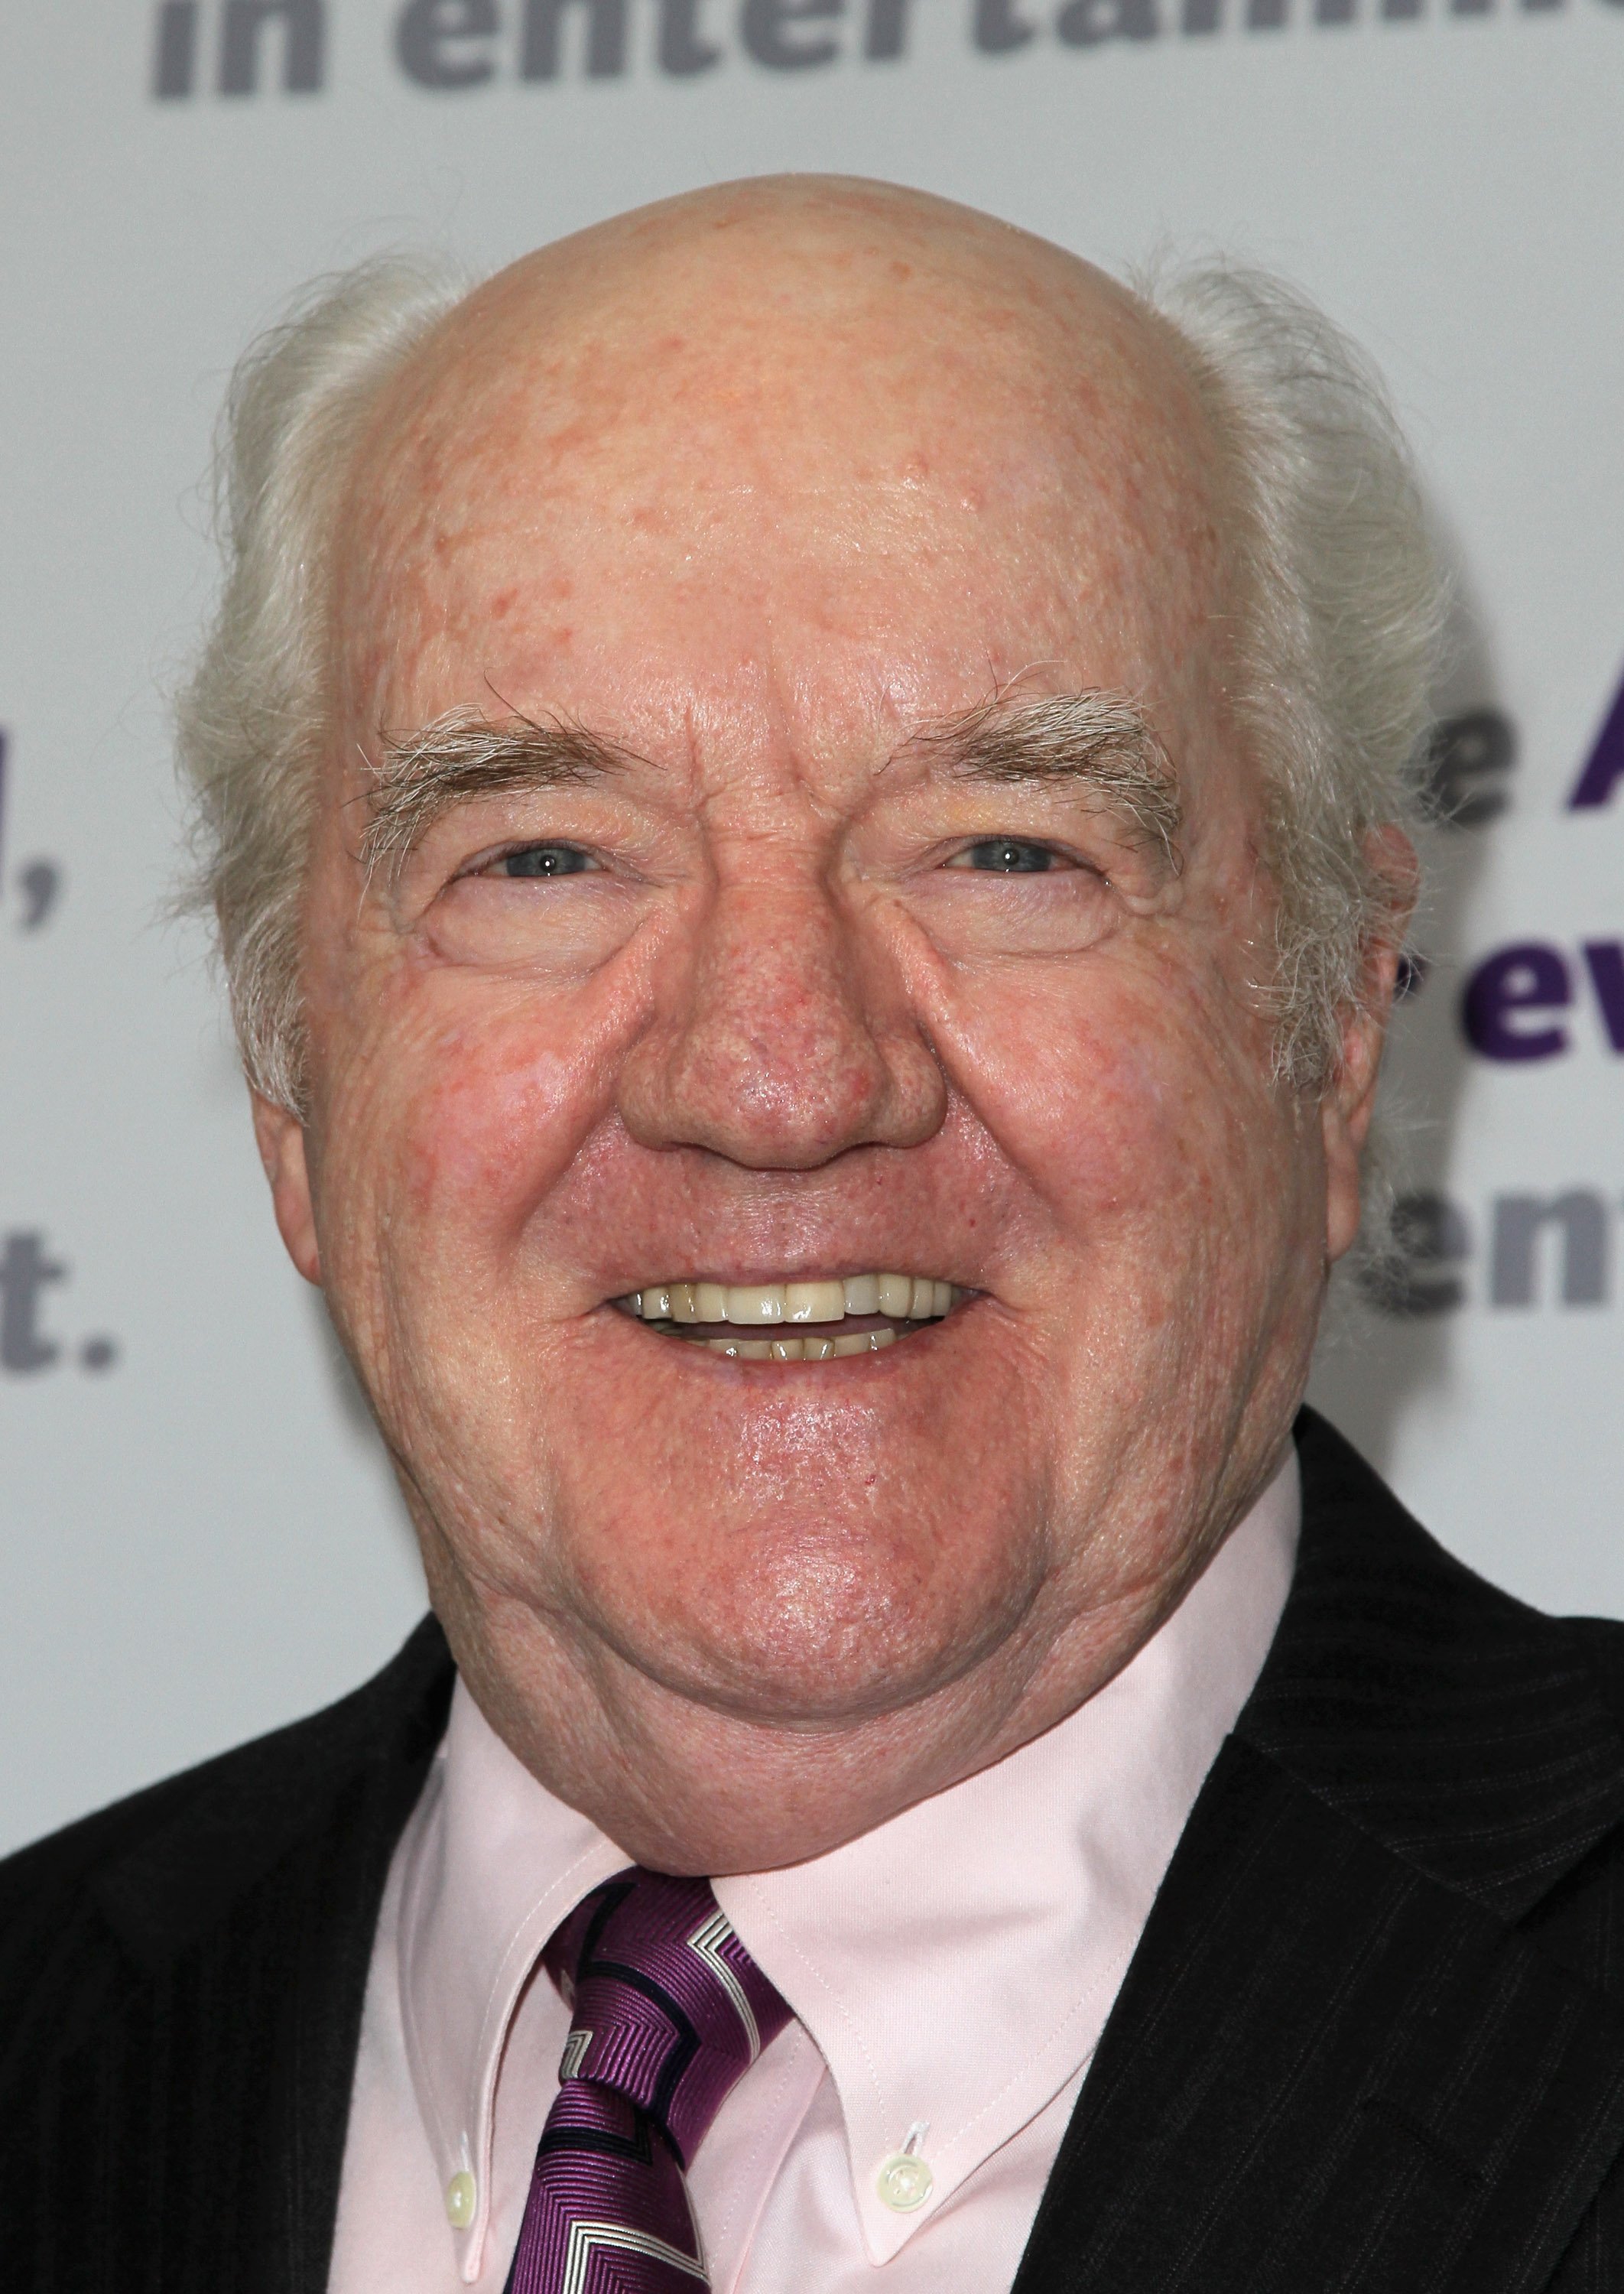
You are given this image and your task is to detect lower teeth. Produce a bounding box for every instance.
[706,1327,897,1360]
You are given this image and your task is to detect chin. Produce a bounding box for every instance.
[563,1501,1053,1727]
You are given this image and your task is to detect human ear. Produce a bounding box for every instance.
[251,1089,322,1285]
[1320,825,1418,1266]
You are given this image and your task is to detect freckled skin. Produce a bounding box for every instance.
[255,177,1406,1876]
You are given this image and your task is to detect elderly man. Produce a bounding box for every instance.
[6,175,1624,2294]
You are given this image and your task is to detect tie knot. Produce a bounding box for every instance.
[543,1870,792,2166]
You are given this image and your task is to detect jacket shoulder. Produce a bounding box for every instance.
[0,1613,453,2000]
[1248,1411,1624,1926]
[0,1618,454,2286]
[1294,1405,1624,1705]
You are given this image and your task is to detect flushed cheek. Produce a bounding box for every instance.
[949,974,1299,1432]
[375,998,614,1261]
[969,1014,1223,1242]
[307,986,621,1447]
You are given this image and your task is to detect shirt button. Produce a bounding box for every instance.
[876,2152,934,2212]
[444,2171,477,2228]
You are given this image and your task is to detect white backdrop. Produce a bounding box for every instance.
[2,0,1619,1857]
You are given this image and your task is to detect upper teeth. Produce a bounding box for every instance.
[622,1275,957,1324]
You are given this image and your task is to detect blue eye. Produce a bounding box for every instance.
[957,839,1060,874]
[499,845,595,879]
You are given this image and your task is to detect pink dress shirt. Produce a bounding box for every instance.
[328,1454,1299,2293]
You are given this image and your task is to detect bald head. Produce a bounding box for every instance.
[359,174,1211,508]
[330,177,1229,786]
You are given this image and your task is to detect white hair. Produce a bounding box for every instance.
[175,254,468,1110]
[174,247,1442,1113]
[1137,262,1444,1087]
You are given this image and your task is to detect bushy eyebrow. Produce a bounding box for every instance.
[911,689,1183,872]
[360,689,1182,882]
[360,706,641,879]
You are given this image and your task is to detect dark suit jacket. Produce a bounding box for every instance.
[8,1408,1624,2292]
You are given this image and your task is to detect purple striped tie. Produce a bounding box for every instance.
[504,1869,793,2294]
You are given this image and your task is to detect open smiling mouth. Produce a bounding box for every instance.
[612,1275,963,1360]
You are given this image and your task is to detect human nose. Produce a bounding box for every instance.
[617,880,947,1168]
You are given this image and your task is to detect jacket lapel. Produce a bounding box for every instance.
[1013,1411,1624,2294]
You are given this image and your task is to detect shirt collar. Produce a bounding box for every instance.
[397,1451,1299,2268]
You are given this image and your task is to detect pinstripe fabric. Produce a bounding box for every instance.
[1531,1790,1624,2294]
[6,1413,1624,2292]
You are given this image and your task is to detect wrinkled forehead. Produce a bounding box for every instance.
[330,193,1229,749]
